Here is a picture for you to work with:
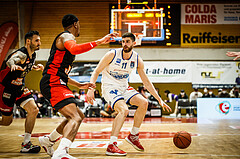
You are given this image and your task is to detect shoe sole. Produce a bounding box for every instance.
[125,137,144,151]
[105,151,127,156]
[20,147,41,153]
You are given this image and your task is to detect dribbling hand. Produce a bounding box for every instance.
[159,100,172,112]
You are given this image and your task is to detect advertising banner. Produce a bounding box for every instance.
[70,61,238,86]
[181,4,240,25]
[129,62,192,83]
[197,98,240,123]
[192,62,239,85]
[0,22,18,67]
[181,4,240,47]
[181,25,240,46]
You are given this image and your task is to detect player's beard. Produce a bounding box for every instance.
[30,42,40,51]
[123,45,133,53]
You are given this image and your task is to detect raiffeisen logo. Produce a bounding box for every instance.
[216,101,231,115]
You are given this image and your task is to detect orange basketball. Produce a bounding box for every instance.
[173,131,191,149]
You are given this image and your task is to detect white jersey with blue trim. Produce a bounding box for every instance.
[101,48,138,86]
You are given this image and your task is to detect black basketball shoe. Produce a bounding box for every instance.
[20,141,41,153]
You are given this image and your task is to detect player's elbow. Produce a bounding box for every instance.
[6,61,11,68]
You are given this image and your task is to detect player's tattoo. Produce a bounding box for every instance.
[6,51,27,67]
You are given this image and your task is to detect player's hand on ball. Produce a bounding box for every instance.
[86,89,95,105]
[159,100,172,112]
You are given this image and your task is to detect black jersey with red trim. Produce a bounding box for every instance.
[42,31,75,83]
[0,47,36,88]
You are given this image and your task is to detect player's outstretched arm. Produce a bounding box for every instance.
[137,56,172,112]
[68,77,96,90]
[86,51,115,105]
[95,33,118,45]
[226,51,240,60]
[60,33,118,55]
[6,51,27,72]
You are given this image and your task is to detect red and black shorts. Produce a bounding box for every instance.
[40,74,78,111]
[0,84,33,116]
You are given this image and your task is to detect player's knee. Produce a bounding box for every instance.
[122,108,129,116]
[73,115,83,124]
[30,105,39,116]
[2,119,13,126]
[140,99,148,110]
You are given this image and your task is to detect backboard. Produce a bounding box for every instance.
[110,9,164,42]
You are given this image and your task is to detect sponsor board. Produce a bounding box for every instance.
[0,22,18,67]
[129,61,192,83]
[197,98,240,123]
[181,4,240,47]
[129,61,237,84]
[192,62,238,85]
[181,4,240,24]
[181,25,240,46]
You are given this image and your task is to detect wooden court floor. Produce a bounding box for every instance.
[0,116,240,159]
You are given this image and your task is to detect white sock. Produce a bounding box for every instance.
[23,133,31,145]
[55,138,72,154]
[109,136,118,145]
[131,127,139,135]
[49,129,61,142]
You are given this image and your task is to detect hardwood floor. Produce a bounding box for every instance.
[0,117,239,159]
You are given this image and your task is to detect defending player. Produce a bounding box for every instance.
[38,14,118,159]
[86,32,172,156]
[0,31,43,153]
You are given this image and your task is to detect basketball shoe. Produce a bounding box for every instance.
[39,135,55,156]
[20,141,41,153]
[52,147,76,159]
[105,142,127,156]
[125,133,144,151]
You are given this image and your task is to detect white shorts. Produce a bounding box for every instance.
[102,84,139,108]
[20,98,34,108]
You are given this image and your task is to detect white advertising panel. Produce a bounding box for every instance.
[197,98,240,123]
[129,62,192,83]
[192,62,238,85]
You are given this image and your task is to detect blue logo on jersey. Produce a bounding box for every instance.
[116,58,121,65]
[130,61,135,68]
[110,71,129,79]
[110,89,118,95]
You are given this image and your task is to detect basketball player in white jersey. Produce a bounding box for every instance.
[87,32,172,156]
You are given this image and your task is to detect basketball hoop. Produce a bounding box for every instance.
[134,33,143,46]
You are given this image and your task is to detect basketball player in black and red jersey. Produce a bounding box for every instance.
[0,31,43,153]
[39,14,118,159]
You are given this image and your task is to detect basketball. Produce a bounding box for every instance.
[173,131,191,149]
